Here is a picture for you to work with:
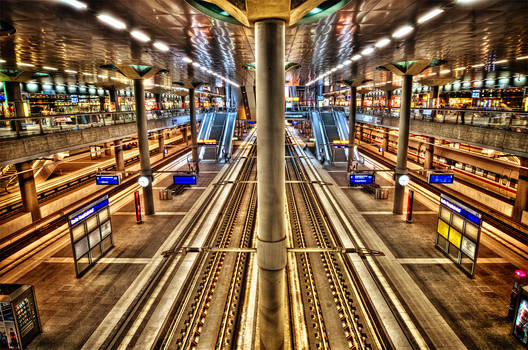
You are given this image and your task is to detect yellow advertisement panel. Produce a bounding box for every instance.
[437,219,449,238]
[449,227,462,248]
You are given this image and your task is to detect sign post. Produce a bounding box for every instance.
[134,191,142,224]
[406,190,414,223]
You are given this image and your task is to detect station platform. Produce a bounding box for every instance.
[317,153,524,349]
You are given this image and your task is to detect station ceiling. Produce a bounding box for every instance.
[0,0,527,89]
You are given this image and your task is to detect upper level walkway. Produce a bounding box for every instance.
[330,106,528,157]
[0,108,218,166]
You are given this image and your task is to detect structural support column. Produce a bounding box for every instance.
[255,19,286,350]
[513,157,528,222]
[15,161,41,221]
[104,142,112,156]
[189,88,199,172]
[386,90,392,113]
[393,74,413,214]
[110,88,120,112]
[5,82,25,132]
[348,86,357,163]
[114,139,125,176]
[134,79,155,215]
[158,130,166,157]
[381,128,389,156]
[423,137,435,170]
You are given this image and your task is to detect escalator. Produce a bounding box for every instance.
[309,111,330,162]
[201,113,226,160]
[320,111,346,162]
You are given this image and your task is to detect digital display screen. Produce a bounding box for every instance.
[247,121,255,124]
[173,175,197,185]
[96,175,120,185]
[514,297,528,345]
[429,173,454,184]
[472,90,480,98]
[350,174,374,184]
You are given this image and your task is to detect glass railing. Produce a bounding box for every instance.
[348,106,528,134]
[0,108,214,140]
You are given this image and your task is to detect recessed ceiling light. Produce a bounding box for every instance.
[453,67,465,71]
[98,75,107,79]
[337,64,344,69]
[361,47,375,56]
[392,25,414,38]
[192,62,200,67]
[417,8,444,24]
[472,63,485,68]
[331,67,337,72]
[516,55,528,61]
[130,30,151,42]
[440,69,451,74]
[17,62,35,67]
[494,59,507,64]
[65,69,77,74]
[59,0,88,10]
[97,14,127,30]
[82,72,92,76]
[351,54,361,61]
[183,57,193,63]
[343,59,352,65]
[0,59,5,63]
[153,41,169,52]
[375,38,391,48]
[43,66,58,71]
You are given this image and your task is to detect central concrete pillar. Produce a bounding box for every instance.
[255,19,286,350]
[393,75,413,214]
[5,82,25,132]
[348,86,357,163]
[15,161,41,221]
[423,137,435,170]
[134,79,155,215]
[189,88,199,172]
[158,130,166,157]
[513,157,528,222]
[386,90,392,113]
[114,139,125,176]
[110,88,120,112]
[381,128,389,156]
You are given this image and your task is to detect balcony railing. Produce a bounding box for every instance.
[328,106,528,134]
[0,108,216,140]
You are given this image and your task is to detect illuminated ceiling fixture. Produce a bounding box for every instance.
[0,59,5,63]
[82,72,92,76]
[331,67,337,72]
[153,41,169,52]
[43,66,58,71]
[98,75,107,79]
[417,8,444,24]
[440,69,451,74]
[453,67,465,71]
[361,47,375,56]
[337,64,344,69]
[494,59,507,64]
[130,30,151,42]
[351,54,361,61]
[17,62,35,67]
[516,55,528,61]
[472,63,485,68]
[97,14,127,30]
[456,0,479,3]
[343,59,352,65]
[375,38,391,48]
[65,69,77,74]
[183,57,193,63]
[392,25,414,38]
[192,62,200,67]
[59,0,88,10]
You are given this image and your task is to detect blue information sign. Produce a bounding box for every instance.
[440,196,481,226]
[428,173,454,184]
[96,175,121,185]
[350,174,374,184]
[173,175,197,185]
[69,197,110,226]
[247,121,255,124]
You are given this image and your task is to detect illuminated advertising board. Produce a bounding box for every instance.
[173,175,197,185]
[68,195,114,277]
[435,194,481,277]
[198,139,217,145]
[513,287,528,346]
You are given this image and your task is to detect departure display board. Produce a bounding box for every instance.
[68,195,114,277]
[428,173,454,184]
[96,175,121,186]
[173,175,197,185]
[435,194,482,277]
[349,174,374,184]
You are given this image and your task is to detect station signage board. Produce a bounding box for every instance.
[435,194,482,277]
[68,195,114,277]
[198,139,217,145]
[173,175,197,185]
[428,172,454,184]
[349,174,374,185]
[96,175,121,186]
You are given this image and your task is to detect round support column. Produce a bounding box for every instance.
[15,161,41,222]
[513,157,528,222]
[255,19,286,350]
[348,86,357,163]
[189,88,199,172]
[134,79,155,215]
[393,74,413,214]
[423,137,435,170]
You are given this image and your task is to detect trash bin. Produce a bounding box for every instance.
[375,188,389,199]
